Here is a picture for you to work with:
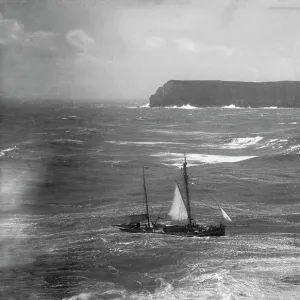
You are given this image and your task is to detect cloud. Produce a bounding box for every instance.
[174,38,199,53]
[0,13,24,45]
[0,12,62,54]
[145,36,165,48]
[173,37,234,57]
[270,0,300,10]
[66,29,95,53]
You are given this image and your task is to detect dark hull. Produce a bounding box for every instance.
[115,224,225,237]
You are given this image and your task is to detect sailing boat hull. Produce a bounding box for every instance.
[115,223,225,237]
[118,226,158,234]
[163,223,225,237]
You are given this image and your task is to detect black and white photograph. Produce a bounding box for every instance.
[1,0,300,299]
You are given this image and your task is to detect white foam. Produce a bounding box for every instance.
[222,105,279,109]
[153,152,256,167]
[222,104,243,109]
[127,103,150,108]
[257,139,288,149]
[140,103,150,108]
[106,141,185,145]
[165,104,200,109]
[104,160,124,164]
[52,139,83,145]
[221,136,263,149]
[0,146,18,157]
[285,145,300,154]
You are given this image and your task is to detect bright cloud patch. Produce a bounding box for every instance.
[146,36,165,48]
[66,29,95,53]
[174,38,199,53]
[0,14,24,45]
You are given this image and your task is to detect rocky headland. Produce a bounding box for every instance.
[149,80,300,108]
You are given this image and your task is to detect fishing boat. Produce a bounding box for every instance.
[113,156,232,236]
[158,155,231,237]
[111,167,159,233]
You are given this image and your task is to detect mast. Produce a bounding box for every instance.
[143,167,151,227]
[183,154,192,226]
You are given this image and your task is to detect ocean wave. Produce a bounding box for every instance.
[152,152,256,167]
[222,104,243,109]
[127,103,150,108]
[106,141,185,145]
[60,116,79,120]
[165,104,200,109]
[141,103,150,108]
[222,105,280,109]
[284,145,300,154]
[221,136,263,149]
[257,139,288,150]
[50,139,84,146]
[63,256,300,300]
[76,128,97,136]
[0,146,18,157]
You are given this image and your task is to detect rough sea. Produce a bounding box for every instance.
[1,100,300,300]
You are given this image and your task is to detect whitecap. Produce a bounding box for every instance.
[0,146,18,157]
[141,103,150,108]
[285,145,300,154]
[105,141,185,145]
[153,152,256,167]
[104,160,124,164]
[51,139,83,145]
[221,136,263,149]
[221,104,243,109]
[127,103,150,108]
[165,104,200,109]
[257,139,288,149]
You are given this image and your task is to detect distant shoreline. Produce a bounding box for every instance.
[149,80,300,108]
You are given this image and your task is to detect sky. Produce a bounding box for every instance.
[1,0,300,101]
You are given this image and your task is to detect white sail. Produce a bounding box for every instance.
[167,183,189,223]
[220,207,232,222]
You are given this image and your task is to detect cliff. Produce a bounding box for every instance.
[149,80,300,108]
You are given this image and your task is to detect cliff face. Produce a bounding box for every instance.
[149,80,300,108]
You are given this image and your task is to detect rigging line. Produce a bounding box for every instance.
[208,194,221,208]
[155,207,166,224]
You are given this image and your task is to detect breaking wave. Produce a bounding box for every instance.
[222,105,280,109]
[127,103,150,108]
[221,136,263,149]
[63,256,300,300]
[141,103,150,108]
[49,139,84,146]
[222,104,243,109]
[165,104,200,109]
[0,146,18,157]
[284,145,300,155]
[106,141,185,145]
[257,139,288,150]
[152,152,256,167]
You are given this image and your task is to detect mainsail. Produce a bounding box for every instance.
[167,183,189,223]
